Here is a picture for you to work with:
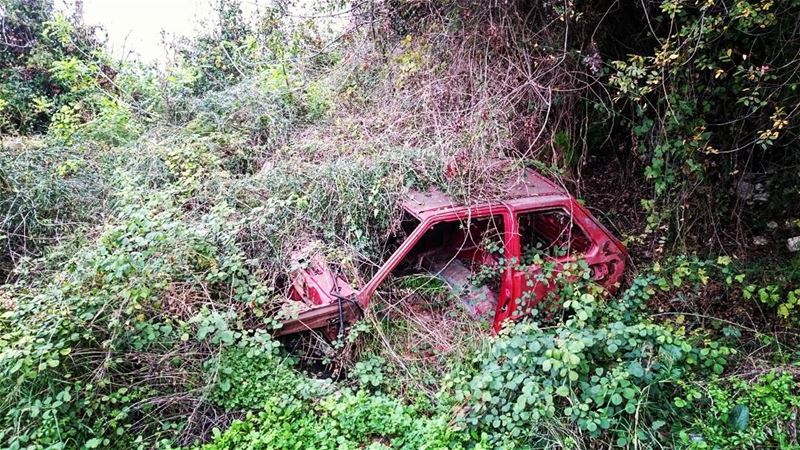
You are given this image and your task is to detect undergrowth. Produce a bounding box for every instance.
[195,258,791,449]
[1,0,798,449]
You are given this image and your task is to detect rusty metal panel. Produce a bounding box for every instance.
[402,169,567,220]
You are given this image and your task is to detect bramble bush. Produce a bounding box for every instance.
[606,0,800,245]
[197,258,770,450]
[448,259,733,448]
[0,57,443,448]
[0,142,128,278]
[0,151,320,447]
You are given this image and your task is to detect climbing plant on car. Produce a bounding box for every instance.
[453,258,735,447]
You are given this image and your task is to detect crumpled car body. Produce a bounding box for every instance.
[277,168,627,336]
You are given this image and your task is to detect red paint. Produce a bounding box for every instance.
[289,244,356,307]
[276,168,627,337]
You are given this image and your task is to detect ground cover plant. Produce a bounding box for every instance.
[1,0,798,449]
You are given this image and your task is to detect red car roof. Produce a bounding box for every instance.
[402,168,569,220]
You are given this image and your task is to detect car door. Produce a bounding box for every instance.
[505,206,594,324]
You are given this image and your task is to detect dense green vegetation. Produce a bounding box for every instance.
[1,0,798,449]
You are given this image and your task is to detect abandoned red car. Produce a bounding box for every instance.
[277,168,627,337]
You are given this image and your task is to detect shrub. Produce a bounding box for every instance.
[681,371,800,449]
[0,1,112,134]
[0,142,116,277]
[454,263,733,448]
[0,192,280,448]
[606,0,800,245]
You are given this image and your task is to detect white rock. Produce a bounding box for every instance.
[788,236,800,252]
[767,221,779,229]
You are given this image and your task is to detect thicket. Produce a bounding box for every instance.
[0,0,798,449]
[602,0,800,250]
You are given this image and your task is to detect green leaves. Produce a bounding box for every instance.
[0,183,292,448]
[628,362,645,378]
[85,438,103,449]
[681,372,799,448]
[460,265,732,445]
[609,0,800,236]
[729,404,750,431]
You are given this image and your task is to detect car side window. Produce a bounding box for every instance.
[517,209,591,262]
